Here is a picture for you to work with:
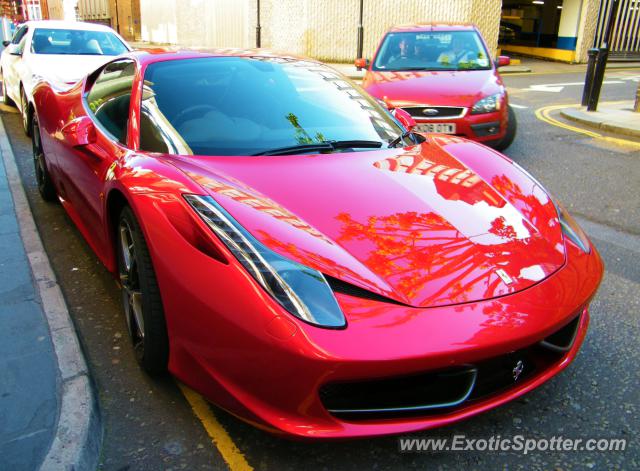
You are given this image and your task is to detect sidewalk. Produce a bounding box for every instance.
[0,115,100,470]
[328,57,640,80]
[327,61,532,80]
[131,41,640,80]
[560,102,640,139]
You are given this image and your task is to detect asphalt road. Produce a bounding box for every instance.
[3,66,639,470]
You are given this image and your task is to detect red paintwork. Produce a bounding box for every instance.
[32,50,604,439]
[361,24,509,145]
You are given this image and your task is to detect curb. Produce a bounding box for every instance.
[560,107,640,139]
[0,117,101,470]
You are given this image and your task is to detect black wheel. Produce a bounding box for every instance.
[2,73,14,106]
[117,206,169,375]
[32,115,57,202]
[492,105,517,151]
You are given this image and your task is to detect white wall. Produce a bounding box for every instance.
[139,0,501,61]
[140,0,249,47]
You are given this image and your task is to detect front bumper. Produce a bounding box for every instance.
[135,193,604,439]
[412,108,507,144]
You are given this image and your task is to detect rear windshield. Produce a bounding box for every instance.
[139,57,403,156]
[31,28,128,55]
[373,30,491,72]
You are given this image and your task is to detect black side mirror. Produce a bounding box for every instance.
[2,40,10,47]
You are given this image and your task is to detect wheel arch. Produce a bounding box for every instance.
[19,81,35,125]
[105,187,132,274]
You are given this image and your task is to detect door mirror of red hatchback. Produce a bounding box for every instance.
[496,55,511,67]
[354,58,369,70]
[62,116,97,148]
[392,108,416,131]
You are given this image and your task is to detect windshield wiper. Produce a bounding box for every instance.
[391,67,428,71]
[252,140,383,156]
[387,131,415,148]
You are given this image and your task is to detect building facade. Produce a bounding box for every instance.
[500,0,640,62]
[74,0,140,40]
[140,0,502,60]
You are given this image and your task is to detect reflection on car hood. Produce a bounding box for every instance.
[169,136,565,308]
[364,69,502,108]
[30,54,114,86]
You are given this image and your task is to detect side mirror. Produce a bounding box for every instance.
[354,58,369,70]
[2,40,10,47]
[496,55,510,68]
[392,108,416,131]
[61,116,96,147]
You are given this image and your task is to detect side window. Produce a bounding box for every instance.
[11,26,27,45]
[86,60,136,144]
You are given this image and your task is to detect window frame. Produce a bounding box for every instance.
[82,58,138,147]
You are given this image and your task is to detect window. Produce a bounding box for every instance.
[11,26,28,45]
[86,60,136,144]
[373,30,491,72]
[139,57,402,156]
[30,28,128,56]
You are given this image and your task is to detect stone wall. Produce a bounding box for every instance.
[141,0,502,62]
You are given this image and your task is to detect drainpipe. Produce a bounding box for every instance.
[256,0,261,48]
[356,0,364,59]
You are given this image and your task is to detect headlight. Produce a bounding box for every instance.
[184,194,346,328]
[471,93,502,114]
[554,201,591,254]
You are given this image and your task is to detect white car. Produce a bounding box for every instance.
[0,20,131,136]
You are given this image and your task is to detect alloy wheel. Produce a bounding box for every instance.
[21,89,28,131]
[119,219,145,360]
[32,119,46,194]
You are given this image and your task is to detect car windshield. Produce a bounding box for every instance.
[31,28,128,55]
[139,57,404,156]
[373,30,492,72]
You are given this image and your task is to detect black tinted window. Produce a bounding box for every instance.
[139,57,402,156]
[86,60,135,144]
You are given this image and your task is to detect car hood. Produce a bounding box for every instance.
[168,136,565,308]
[364,69,503,108]
[30,54,114,86]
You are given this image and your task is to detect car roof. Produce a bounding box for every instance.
[24,20,117,32]
[127,47,322,67]
[387,23,478,33]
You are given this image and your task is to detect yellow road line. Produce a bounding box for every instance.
[178,383,254,471]
[535,102,640,149]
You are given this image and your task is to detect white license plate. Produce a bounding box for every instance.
[415,123,456,134]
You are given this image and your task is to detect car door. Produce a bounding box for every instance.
[56,59,136,257]
[2,25,28,102]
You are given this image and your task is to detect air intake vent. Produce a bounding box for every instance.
[402,106,465,119]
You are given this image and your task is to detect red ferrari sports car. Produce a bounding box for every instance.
[356,24,516,150]
[31,49,603,439]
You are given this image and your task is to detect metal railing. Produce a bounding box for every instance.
[594,0,640,60]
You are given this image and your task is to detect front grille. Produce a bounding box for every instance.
[320,313,582,421]
[402,106,465,119]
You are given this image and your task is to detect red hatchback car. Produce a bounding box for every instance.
[31,49,601,439]
[357,24,516,150]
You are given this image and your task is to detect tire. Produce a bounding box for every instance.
[21,87,32,137]
[117,206,169,375]
[492,105,517,151]
[2,73,14,106]
[32,114,57,202]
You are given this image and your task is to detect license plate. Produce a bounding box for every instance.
[415,123,456,134]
